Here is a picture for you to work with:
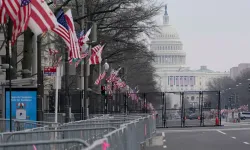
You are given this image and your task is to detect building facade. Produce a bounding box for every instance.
[150,6,229,108]
[230,63,250,80]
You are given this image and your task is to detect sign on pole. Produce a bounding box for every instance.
[44,66,57,76]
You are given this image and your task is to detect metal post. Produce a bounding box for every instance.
[54,65,60,124]
[37,35,43,121]
[181,92,185,127]
[9,42,12,132]
[5,19,13,131]
[104,79,108,114]
[80,0,85,120]
[126,93,128,114]
[218,91,221,126]
[83,45,90,120]
[201,92,204,126]
[64,48,71,123]
[199,91,202,126]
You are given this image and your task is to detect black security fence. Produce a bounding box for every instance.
[46,90,221,127]
[46,90,158,121]
[156,91,221,128]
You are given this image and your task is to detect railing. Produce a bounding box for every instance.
[0,119,60,132]
[0,114,156,150]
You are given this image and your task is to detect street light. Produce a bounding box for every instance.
[104,59,109,72]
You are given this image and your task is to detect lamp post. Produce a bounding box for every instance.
[104,59,109,114]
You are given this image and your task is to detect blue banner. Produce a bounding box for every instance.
[5,90,37,121]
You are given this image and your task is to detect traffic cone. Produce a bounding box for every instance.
[215,117,219,126]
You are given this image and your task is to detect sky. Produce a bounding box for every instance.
[156,0,250,72]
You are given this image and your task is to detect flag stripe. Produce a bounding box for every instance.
[28,0,57,35]
[3,0,19,21]
[0,0,7,24]
[10,0,31,45]
[64,9,81,58]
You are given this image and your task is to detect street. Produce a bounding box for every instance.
[146,123,250,150]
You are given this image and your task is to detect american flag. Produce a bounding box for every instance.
[106,84,112,95]
[94,71,106,85]
[52,9,70,48]
[114,78,126,89]
[91,44,102,54]
[28,0,58,35]
[49,48,59,55]
[4,0,31,45]
[64,9,81,59]
[128,88,138,101]
[53,56,62,67]
[2,0,19,21]
[106,68,121,83]
[89,44,105,65]
[0,0,7,24]
[74,53,88,67]
[78,28,91,47]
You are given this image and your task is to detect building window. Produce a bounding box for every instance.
[191,96,195,101]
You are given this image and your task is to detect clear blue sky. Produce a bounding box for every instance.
[157,0,250,72]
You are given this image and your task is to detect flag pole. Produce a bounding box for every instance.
[54,65,60,124]
[80,0,85,120]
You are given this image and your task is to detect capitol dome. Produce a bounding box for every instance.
[152,5,180,41]
[150,5,186,71]
[156,25,180,39]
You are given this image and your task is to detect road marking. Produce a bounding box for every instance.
[163,139,166,142]
[217,130,226,135]
[231,137,236,139]
[162,132,165,137]
[163,145,167,148]
[159,128,250,133]
[243,142,249,145]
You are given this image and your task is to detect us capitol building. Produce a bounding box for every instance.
[150,6,229,108]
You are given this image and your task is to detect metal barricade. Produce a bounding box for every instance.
[0,119,60,132]
[0,139,89,150]
[83,114,156,150]
[0,127,116,144]
[0,114,156,150]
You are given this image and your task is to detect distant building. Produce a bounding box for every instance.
[150,5,229,108]
[230,63,250,80]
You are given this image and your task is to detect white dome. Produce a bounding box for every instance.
[159,25,180,39]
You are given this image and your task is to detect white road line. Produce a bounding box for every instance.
[163,145,167,148]
[231,137,236,139]
[243,142,249,145]
[162,132,165,137]
[163,139,166,142]
[217,130,226,135]
[159,127,250,133]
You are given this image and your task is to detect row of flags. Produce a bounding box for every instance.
[93,67,155,111]
[220,105,249,114]
[0,0,105,68]
[169,76,196,86]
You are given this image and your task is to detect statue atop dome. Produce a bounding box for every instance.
[165,4,168,15]
[163,4,169,25]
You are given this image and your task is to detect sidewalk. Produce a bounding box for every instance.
[221,119,250,126]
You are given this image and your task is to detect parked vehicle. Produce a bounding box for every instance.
[240,112,250,120]
[187,113,199,120]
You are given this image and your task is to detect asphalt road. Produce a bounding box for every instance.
[156,119,216,128]
[146,124,250,150]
